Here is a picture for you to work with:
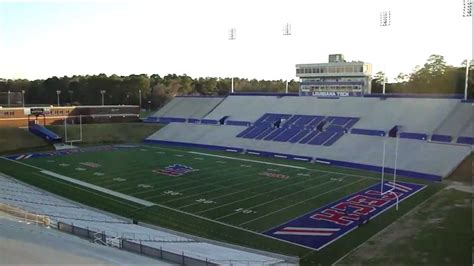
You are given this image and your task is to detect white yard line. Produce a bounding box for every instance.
[188,151,307,170]
[145,144,380,181]
[239,178,367,227]
[147,167,264,202]
[185,150,379,181]
[128,162,256,197]
[176,169,304,209]
[215,178,336,221]
[161,172,273,204]
[196,173,332,215]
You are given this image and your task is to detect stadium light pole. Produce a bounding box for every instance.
[100,90,106,106]
[68,90,73,104]
[283,23,292,94]
[229,27,236,94]
[21,90,25,107]
[379,10,391,94]
[7,90,10,107]
[380,139,387,194]
[465,60,471,100]
[463,0,472,100]
[138,89,142,108]
[56,90,61,106]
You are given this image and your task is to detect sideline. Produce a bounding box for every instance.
[40,170,156,207]
[188,151,307,170]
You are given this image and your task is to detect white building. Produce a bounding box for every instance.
[296,54,372,97]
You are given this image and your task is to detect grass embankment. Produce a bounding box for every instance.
[0,127,50,155]
[0,123,162,155]
[446,152,473,185]
[46,123,162,145]
[338,188,471,265]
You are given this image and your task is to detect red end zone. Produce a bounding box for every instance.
[265,181,426,250]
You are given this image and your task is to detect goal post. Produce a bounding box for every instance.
[380,136,400,210]
[64,115,83,146]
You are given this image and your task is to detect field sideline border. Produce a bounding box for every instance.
[144,144,382,181]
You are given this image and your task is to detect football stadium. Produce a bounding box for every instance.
[0,1,472,266]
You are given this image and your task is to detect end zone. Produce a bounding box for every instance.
[264,181,426,250]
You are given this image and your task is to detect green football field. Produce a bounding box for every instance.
[0,144,442,264]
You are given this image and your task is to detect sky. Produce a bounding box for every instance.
[0,0,472,81]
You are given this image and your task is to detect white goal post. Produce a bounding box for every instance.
[64,115,83,146]
[380,136,400,210]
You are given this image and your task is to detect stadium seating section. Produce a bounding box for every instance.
[145,95,473,181]
[236,113,359,146]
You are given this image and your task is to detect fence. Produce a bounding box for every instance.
[121,239,217,266]
[57,222,218,265]
[57,222,107,245]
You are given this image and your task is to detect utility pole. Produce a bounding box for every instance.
[229,27,236,94]
[21,90,25,107]
[139,89,142,108]
[100,90,106,106]
[56,90,61,106]
[463,0,472,100]
[283,23,292,94]
[380,10,391,94]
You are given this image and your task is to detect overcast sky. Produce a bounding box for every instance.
[0,0,472,81]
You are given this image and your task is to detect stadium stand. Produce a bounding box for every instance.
[0,175,289,265]
[146,123,469,181]
[145,95,473,181]
[148,96,225,120]
[202,96,463,134]
[432,102,472,138]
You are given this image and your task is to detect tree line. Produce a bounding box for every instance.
[0,54,471,109]
[0,74,299,109]
[372,55,473,98]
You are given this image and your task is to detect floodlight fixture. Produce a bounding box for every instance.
[228,28,236,40]
[283,23,292,36]
[463,0,472,17]
[380,10,391,26]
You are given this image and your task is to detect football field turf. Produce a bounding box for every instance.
[0,144,442,264]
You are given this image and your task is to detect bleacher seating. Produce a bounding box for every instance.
[351,128,386,137]
[145,95,472,181]
[0,175,284,264]
[236,113,359,146]
[431,134,452,143]
[457,136,474,145]
[400,132,428,140]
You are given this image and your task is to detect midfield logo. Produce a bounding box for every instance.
[153,164,198,177]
